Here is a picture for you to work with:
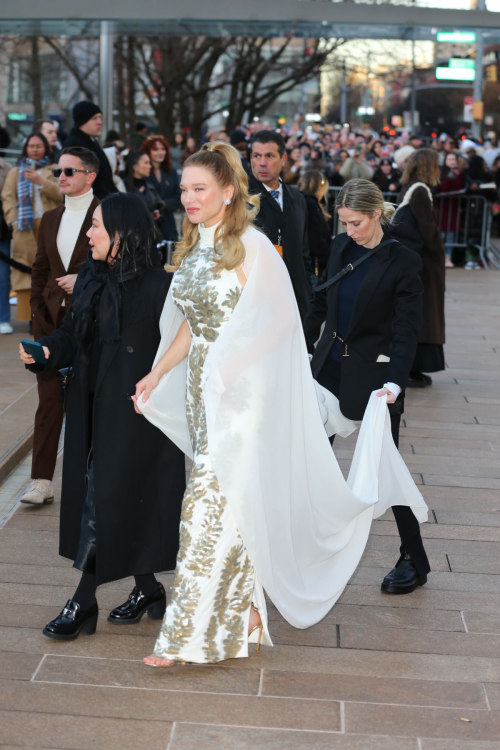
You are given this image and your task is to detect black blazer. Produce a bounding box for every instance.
[29,268,185,585]
[249,173,312,319]
[303,232,423,392]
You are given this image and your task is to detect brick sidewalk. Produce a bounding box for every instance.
[0,271,500,748]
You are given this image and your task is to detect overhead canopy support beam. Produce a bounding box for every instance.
[1,0,500,42]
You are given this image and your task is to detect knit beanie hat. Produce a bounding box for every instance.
[230,129,248,148]
[394,145,415,168]
[73,100,102,128]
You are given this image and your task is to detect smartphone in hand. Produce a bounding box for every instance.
[20,339,47,364]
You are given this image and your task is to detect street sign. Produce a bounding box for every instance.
[436,67,475,81]
[437,31,476,43]
[449,59,475,70]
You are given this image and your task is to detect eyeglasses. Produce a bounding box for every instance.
[52,168,94,178]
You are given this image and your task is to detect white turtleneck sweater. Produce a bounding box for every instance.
[198,221,220,249]
[56,189,94,271]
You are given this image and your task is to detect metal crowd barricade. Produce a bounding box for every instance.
[328,186,500,270]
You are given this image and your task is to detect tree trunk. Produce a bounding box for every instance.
[115,37,127,139]
[126,37,136,138]
[30,37,43,121]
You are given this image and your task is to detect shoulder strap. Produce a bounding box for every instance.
[396,182,433,211]
[314,239,399,294]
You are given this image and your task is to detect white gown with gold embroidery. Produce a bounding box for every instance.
[152,224,270,663]
[140,222,428,664]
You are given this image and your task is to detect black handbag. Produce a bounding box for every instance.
[58,367,72,410]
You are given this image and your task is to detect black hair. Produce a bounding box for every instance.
[468,154,487,181]
[135,122,148,132]
[100,193,158,275]
[250,130,286,157]
[21,131,52,162]
[60,146,100,174]
[105,129,120,142]
[125,150,148,191]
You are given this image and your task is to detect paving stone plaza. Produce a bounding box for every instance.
[0,270,499,748]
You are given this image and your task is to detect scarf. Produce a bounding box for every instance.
[71,251,147,360]
[17,156,52,231]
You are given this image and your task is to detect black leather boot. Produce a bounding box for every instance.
[107,584,166,624]
[43,599,98,640]
[407,371,427,388]
[381,551,427,594]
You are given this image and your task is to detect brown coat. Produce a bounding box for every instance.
[1,165,62,291]
[30,196,99,339]
[398,180,445,345]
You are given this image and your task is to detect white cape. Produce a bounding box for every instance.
[139,226,427,630]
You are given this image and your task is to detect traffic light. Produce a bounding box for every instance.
[486,65,498,82]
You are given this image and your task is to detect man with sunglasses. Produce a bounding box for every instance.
[22,147,99,506]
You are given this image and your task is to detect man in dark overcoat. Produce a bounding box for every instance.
[63,101,118,199]
[248,131,312,319]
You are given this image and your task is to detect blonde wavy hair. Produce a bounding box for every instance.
[335,178,395,226]
[168,141,260,273]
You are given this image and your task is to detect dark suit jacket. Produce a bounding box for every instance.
[30,196,100,339]
[303,232,423,396]
[63,128,118,199]
[249,174,312,319]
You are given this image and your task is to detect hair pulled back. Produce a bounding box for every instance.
[170,141,260,273]
[335,178,395,226]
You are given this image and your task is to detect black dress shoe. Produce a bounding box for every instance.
[107,584,166,624]
[407,372,427,388]
[381,552,427,595]
[43,599,98,640]
[422,374,433,386]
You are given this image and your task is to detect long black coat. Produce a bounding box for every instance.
[147,169,182,242]
[303,233,423,416]
[249,174,312,319]
[395,181,445,345]
[63,127,118,200]
[32,268,185,585]
[301,193,332,276]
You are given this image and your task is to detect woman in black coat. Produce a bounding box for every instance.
[20,193,185,640]
[298,169,332,279]
[303,178,430,596]
[372,157,401,194]
[126,150,164,224]
[140,136,182,243]
[393,149,446,387]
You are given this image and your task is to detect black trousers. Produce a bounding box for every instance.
[317,358,430,577]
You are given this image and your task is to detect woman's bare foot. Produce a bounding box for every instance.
[143,653,178,667]
[248,605,261,635]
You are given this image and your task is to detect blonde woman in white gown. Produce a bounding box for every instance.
[134,142,428,667]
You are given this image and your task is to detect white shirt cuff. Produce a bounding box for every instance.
[384,382,401,398]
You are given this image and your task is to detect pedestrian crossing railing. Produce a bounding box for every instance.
[328,187,500,270]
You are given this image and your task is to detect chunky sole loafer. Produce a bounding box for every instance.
[43,600,98,641]
[107,584,166,625]
[381,574,427,595]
